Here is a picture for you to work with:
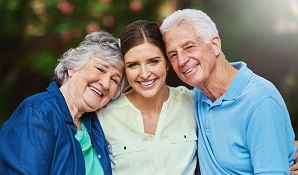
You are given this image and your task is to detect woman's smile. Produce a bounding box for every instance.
[138,78,157,87]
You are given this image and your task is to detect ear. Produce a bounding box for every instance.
[67,69,74,77]
[166,64,170,71]
[211,36,221,56]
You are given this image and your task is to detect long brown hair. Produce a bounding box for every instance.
[120,20,168,63]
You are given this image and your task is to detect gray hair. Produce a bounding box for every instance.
[54,31,126,100]
[160,9,219,43]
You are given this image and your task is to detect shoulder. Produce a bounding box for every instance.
[97,94,130,117]
[247,74,282,101]
[2,91,63,132]
[169,86,194,99]
[236,62,281,100]
[100,94,127,111]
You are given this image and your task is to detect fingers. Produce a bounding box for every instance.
[290,152,298,174]
[293,151,298,161]
[291,171,298,175]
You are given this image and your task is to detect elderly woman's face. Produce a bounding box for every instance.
[67,57,123,112]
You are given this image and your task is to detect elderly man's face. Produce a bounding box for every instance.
[163,23,218,88]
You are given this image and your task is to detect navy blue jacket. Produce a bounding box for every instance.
[0,82,112,175]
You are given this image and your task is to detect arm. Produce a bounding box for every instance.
[246,97,296,174]
[0,106,55,174]
[290,143,298,175]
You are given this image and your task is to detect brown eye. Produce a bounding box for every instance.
[97,67,104,72]
[127,63,139,69]
[148,59,159,64]
[169,53,177,61]
[111,78,119,85]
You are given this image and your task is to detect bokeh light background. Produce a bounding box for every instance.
[1,0,298,137]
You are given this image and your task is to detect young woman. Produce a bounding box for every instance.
[97,20,197,174]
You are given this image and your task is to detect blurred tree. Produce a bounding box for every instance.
[0,0,168,126]
[1,0,297,138]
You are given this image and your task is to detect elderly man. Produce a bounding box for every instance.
[160,9,297,175]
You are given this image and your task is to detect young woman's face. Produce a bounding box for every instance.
[124,43,168,99]
[66,57,123,112]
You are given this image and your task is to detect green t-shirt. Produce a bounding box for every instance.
[75,122,104,175]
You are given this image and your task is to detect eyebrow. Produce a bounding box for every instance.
[112,71,122,79]
[125,56,162,64]
[148,56,162,60]
[181,40,195,47]
[99,63,122,78]
[115,74,122,79]
[166,40,195,55]
[125,61,135,65]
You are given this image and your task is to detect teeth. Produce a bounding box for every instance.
[184,64,198,74]
[140,79,155,86]
[90,86,103,96]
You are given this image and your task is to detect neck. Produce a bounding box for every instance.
[126,84,169,135]
[60,83,83,129]
[197,57,238,102]
[126,85,169,112]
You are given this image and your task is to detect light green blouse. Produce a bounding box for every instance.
[75,122,104,175]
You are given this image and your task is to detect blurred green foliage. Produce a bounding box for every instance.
[1,0,298,138]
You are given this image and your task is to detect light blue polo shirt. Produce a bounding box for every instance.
[194,62,296,175]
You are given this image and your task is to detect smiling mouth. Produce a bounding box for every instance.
[138,79,156,86]
[89,86,103,96]
[183,64,198,74]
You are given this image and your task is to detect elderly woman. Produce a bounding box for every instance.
[0,31,125,174]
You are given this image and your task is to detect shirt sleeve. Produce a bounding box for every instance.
[246,97,294,174]
[0,106,56,174]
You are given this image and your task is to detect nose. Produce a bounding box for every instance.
[139,65,150,79]
[177,52,189,67]
[99,74,110,90]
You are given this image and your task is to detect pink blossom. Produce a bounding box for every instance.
[102,15,114,27]
[87,22,100,33]
[130,0,143,12]
[61,28,82,42]
[57,0,74,15]
[99,0,111,4]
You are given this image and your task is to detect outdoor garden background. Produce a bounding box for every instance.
[1,0,298,138]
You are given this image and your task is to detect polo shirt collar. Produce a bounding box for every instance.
[222,61,253,101]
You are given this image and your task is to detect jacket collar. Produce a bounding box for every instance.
[46,82,74,123]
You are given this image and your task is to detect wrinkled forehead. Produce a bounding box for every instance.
[91,55,123,68]
[164,23,197,47]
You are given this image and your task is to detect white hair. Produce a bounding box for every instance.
[54,31,126,100]
[160,9,219,43]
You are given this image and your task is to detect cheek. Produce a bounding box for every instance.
[171,64,180,75]
[107,85,119,97]
[87,72,100,81]
[159,68,168,77]
[125,70,137,82]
